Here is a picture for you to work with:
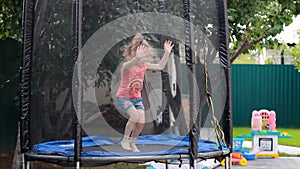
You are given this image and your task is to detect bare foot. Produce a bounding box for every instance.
[121,140,132,151]
[130,142,140,152]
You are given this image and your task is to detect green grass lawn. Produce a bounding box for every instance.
[233,127,300,147]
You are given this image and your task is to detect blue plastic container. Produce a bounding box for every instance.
[241,148,250,153]
[243,153,256,160]
[232,138,244,152]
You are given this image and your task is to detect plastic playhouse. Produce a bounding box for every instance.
[238,109,292,159]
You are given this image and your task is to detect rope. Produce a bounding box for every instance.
[203,35,227,149]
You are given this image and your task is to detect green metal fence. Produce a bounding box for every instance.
[232,64,300,128]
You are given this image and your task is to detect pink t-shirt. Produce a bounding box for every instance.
[116,64,146,99]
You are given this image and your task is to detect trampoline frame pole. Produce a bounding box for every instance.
[217,0,232,168]
[225,155,232,169]
[26,161,30,169]
[182,0,199,168]
[158,0,171,133]
[165,160,168,169]
[76,161,81,169]
[193,159,197,169]
[22,153,26,169]
[20,0,34,165]
[72,0,83,168]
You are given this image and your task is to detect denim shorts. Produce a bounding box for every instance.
[116,98,145,114]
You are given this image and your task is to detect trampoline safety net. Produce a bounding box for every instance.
[20,0,232,167]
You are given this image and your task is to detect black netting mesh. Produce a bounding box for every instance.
[30,0,74,146]
[77,0,226,140]
[21,0,231,165]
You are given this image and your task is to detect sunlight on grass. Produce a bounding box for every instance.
[277,128,300,147]
[279,152,300,157]
[233,127,252,141]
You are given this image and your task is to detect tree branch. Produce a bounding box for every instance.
[230,32,266,63]
[229,2,292,63]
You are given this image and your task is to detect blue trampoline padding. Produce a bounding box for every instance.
[33,134,224,157]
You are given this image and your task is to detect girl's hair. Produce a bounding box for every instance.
[122,33,152,59]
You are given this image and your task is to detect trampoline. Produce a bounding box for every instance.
[27,134,228,167]
[20,0,232,168]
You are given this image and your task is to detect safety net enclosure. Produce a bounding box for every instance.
[20,0,232,168]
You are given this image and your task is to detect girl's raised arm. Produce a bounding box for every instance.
[145,40,174,70]
[122,45,148,72]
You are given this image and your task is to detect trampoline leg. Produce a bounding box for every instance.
[165,160,168,169]
[22,153,29,169]
[193,160,197,169]
[225,155,232,169]
[76,161,81,169]
[189,160,198,169]
[26,161,30,169]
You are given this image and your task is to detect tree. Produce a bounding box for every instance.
[227,0,300,63]
[289,44,300,70]
[0,0,22,105]
[2,0,300,64]
[285,30,300,70]
[0,0,22,95]
[0,0,23,41]
[0,1,23,168]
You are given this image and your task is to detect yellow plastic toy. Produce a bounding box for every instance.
[221,152,248,166]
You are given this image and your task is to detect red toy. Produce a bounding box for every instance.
[221,152,248,166]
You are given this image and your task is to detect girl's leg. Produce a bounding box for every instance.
[130,109,145,152]
[121,120,135,151]
[121,107,140,151]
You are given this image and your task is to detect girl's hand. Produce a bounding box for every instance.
[164,40,174,54]
[136,45,148,59]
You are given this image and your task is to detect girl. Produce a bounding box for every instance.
[116,33,174,152]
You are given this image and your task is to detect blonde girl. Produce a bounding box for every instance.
[116,33,174,152]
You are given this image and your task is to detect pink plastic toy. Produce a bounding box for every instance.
[269,111,276,131]
[251,109,276,131]
[251,111,262,131]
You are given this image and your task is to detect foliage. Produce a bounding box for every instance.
[289,44,300,71]
[284,31,300,71]
[0,0,23,41]
[227,0,300,62]
[264,57,277,64]
[1,0,300,63]
[232,53,256,64]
